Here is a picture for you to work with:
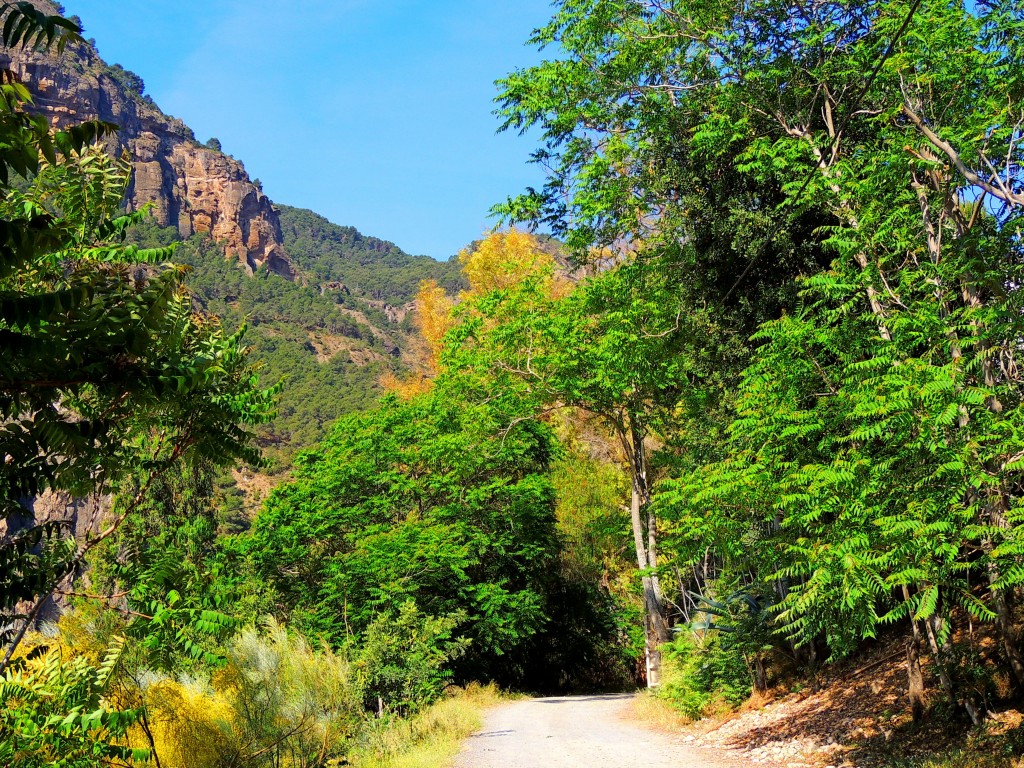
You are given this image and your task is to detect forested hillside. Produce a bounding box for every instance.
[124,213,459,468]
[278,205,465,302]
[5,1,1024,767]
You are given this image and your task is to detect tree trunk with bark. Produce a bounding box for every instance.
[619,413,670,687]
[906,630,926,722]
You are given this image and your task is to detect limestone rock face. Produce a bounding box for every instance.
[0,29,294,278]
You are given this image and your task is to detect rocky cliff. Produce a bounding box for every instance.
[0,4,293,278]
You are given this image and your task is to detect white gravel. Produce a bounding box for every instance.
[453,693,755,768]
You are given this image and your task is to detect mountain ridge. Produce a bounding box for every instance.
[1,0,295,278]
[7,0,463,289]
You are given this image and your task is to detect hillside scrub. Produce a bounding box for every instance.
[124,218,410,464]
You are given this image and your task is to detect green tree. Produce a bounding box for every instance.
[238,376,559,690]
[447,249,707,684]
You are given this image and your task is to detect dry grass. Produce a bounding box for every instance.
[631,690,695,733]
[350,683,506,768]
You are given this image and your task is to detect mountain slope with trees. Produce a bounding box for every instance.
[124,213,459,468]
[277,205,465,302]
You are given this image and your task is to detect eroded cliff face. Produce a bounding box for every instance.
[0,19,293,278]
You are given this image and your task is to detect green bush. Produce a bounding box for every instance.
[0,638,146,767]
[144,619,364,768]
[357,602,470,716]
[657,632,752,720]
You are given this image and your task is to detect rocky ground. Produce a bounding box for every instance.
[673,635,1024,768]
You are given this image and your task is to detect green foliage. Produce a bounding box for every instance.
[0,0,269,644]
[0,637,147,767]
[357,601,470,715]
[87,464,239,671]
[0,2,82,53]
[103,64,144,96]
[657,633,751,720]
[496,0,1024,718]
[237,378,559,686]
[547,449,644,689]
[0,11,283,763]
[641,0,1024,694]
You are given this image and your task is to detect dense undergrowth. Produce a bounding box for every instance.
[16,616,502,768]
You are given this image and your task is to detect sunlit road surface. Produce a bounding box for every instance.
[453,693,756,768]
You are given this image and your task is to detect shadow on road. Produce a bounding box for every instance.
[533,693,637,704]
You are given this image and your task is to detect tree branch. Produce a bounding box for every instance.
[901,104,1024,208]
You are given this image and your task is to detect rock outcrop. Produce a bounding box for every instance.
[0,6,294,278]
[3,491,112,621]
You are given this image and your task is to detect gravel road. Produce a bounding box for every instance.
[453,693,751,768]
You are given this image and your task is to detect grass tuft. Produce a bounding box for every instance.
[631,689,694,732]
[350,683,505,768]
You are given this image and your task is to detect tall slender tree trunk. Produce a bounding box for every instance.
[917,174,1024,702]
[619,414,670,687]
[980,496,1024,693]
[901,586,927,722]
[924,611,983,726]
[906,632,926,722]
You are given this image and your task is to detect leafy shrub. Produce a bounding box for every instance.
[0,638,147,767]
[358,602,470,716]
[656,632,752,720]
[242,388,558,685]
[143,620,363,768]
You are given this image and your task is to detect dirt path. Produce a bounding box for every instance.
[453,693,757,768]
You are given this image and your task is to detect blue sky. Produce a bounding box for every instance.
[62,1,554,260]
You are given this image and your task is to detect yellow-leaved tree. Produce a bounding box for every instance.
[383,229,564,396]
[458,228,562,298]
